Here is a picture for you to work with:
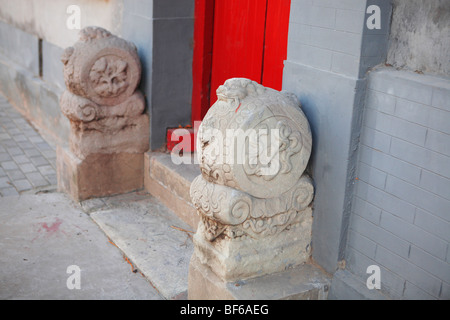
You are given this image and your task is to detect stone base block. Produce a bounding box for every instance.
[57,146,144,201]
[69,113,150,159]
[188,254,331,300]
[144,152,200,230]
[193,209,313,282]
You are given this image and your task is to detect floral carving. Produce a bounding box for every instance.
[59,27,148,159]
[62,26,141,106]
[89,57,129,98]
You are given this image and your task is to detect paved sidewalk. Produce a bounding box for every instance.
[0,94,165,299]
[0,95,57,196]
[0,193,163,300]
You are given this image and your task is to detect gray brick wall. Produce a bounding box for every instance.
[285,0,392,275]
[347,68,450,299]
[288,0,390,78]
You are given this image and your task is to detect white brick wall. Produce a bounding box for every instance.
[348,68,450,299]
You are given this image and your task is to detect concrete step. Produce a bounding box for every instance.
[86,153,331,301]
[85,191,195,300]
[81,191,331,301]
[144,152,200,230]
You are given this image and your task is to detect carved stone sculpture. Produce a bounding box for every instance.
[189,78,314,282]
[57,27,149,200]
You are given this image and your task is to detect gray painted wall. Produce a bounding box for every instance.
[347,68,450,299]
[151,0,194,150]
[387,0,450,76]
[0,20,39,76]
[122,0,154,148]
[123,0,194,150]
[283,0,391,274]
[0,21,69,146]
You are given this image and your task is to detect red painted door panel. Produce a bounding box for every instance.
[209,0,268,105]
[192,0,215,122]
[191,0,291,122]
[262,0,291,91]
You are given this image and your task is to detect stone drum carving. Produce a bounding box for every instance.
[57,27,149,200]
[189,78,314,282]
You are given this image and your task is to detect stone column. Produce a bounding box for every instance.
[57,27,149,201]
[188,79,324,298]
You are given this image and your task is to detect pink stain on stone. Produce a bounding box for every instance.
[40,218,63,234]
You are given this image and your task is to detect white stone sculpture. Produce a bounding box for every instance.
[190,78,314,281]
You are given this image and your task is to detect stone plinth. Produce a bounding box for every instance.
[57,27,149,200]
[188,255,331,300]
[188,78,316,292]
[57,147,144,201]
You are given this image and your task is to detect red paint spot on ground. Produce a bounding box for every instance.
[40,218,63,234]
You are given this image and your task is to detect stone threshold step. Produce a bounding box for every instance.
[83,191,195,300]
[144,152,200,230]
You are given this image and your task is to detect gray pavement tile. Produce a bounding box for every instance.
[29,136,44,144]
[2,161,19,171]
[2,122,17,129]
[0,95,57,195]
[12,179,32,192]
[35,142,52,151]
[41,149,56,159]
[0,152,12,162]
[17,141,35,149]
[12,134,27,142]
[44,174,57,185]
[0,133,11,140]
[6,147,23,156]
[19,163,37,174]
[12,154,30,164]
[2,139,18,147]
[6,169,26,180]
[0,187,19,196]
[30,156,50,167]
[37,165,55,176]
[12,118,28,125]
[0,177,12,188]
[23,148,41,157]
[21,128,39,136]
[7,128,21,135]
[25,172,49,188]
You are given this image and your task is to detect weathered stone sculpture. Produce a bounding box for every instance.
[57,27,149,200]
[189,78,314,283]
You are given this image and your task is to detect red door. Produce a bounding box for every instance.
[192,0,291,122]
